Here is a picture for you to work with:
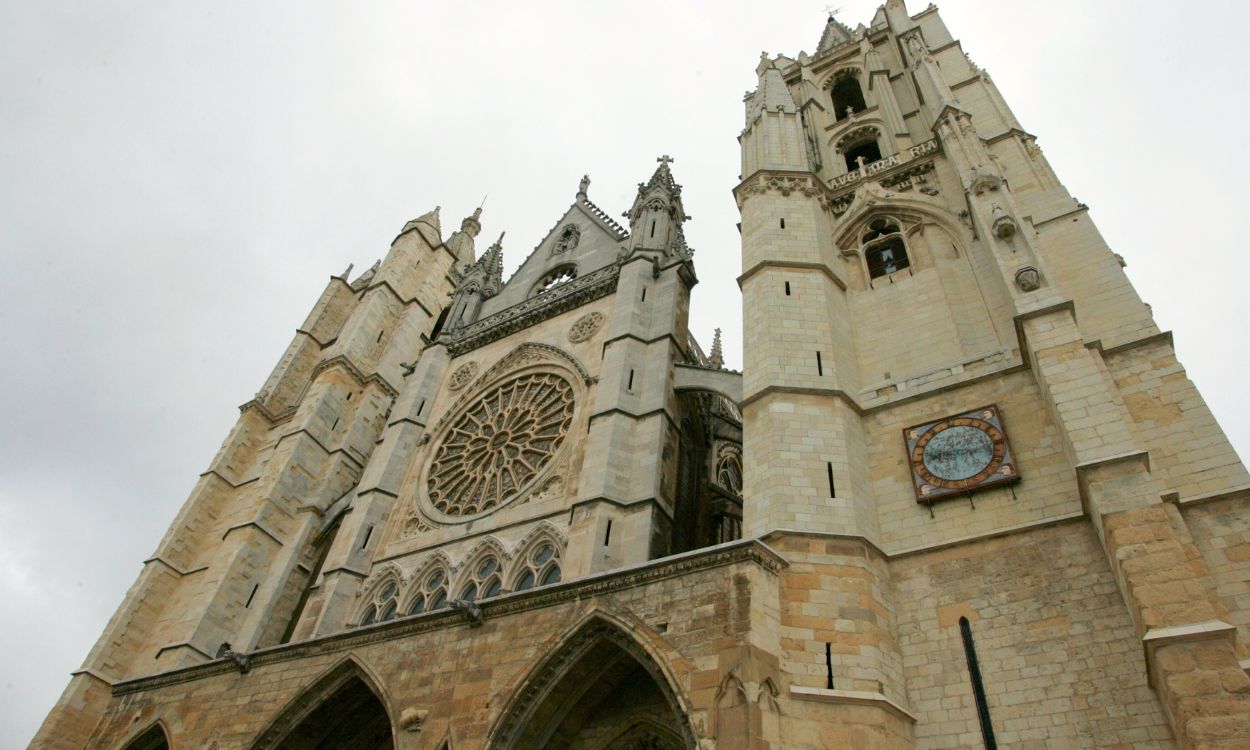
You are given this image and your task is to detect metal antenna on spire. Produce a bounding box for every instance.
[824,4,844,18]
[478,195,488,209]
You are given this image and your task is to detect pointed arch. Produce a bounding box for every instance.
[486,610,697,749]
[250,656,395,750]
[453,536,509,602]
[508,522,566,592]
[119,720,170,750]
[355,563,406,626]
[833,184,966,251]
[402,550,453,616]
[593,717,685,750]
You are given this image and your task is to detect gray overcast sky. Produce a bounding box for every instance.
[2,1,1248,745]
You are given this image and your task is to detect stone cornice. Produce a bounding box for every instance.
[445,263,621,357]
[737,260,847,291]
[790,686,917,723]
[111,539,786,697]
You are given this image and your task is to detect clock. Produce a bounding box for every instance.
[904,405,1018,504]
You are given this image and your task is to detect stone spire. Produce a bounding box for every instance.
[709,328,724,369]
[816,14,854,52]
[744,54,798,128]
[446,207,483,263]
[396,205,443,248]
[624,156,689,257]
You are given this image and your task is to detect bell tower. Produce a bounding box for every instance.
[736,1,1250,746]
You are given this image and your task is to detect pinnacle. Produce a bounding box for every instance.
[709,328,724,369]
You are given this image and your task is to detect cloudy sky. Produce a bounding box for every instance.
[3,0,1248,745]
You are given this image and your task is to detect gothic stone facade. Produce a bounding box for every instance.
[32,2,1250,748]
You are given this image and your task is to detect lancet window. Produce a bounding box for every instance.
[862,217,910,279]
[457,555,503,602]
[358,578,400,626]
[716,449,744,496]
[407,566,450,615]
[512,541,562,591]
[830,73,867,122]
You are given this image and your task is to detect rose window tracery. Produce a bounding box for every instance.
[427,372,575,516]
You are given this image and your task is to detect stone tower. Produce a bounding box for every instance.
[736,1,1250,747]
[31,2,1250,749]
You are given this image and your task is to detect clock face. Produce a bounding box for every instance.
[904,405,1018,503]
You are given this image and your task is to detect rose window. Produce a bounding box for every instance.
[427,372,575,516]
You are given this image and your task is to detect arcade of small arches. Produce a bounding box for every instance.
[356,532,565,627]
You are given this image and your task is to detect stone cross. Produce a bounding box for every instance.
[657,154,675,167]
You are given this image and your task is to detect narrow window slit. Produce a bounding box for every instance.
[816,351,824,376]
[780,217,786,229]
[417,399,426,416]
[650,220,656,238]
[627,369,635,390]
[641,287,647,302]
[361,525,374,550]
[377,330,384,342]
[784,281,791,296]
[827,462,836,498]
[960,617,998,749]
[825,642,835,689]
[331,418,339,431]
[245,584,259,608]
[604,520,613,546]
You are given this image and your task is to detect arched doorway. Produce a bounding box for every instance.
[121,723,169,750]
[490,618,695,749]
[251,660,394,750]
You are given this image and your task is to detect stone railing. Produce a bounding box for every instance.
[829,139,940,190]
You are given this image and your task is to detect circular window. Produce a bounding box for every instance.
[425,372,575,517]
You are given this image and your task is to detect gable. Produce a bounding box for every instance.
[478,201,627,317]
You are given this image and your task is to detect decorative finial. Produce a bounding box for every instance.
[657,154,675,167]
[578,174,590,198]
[709,328,724,369]
[491,231,505,248]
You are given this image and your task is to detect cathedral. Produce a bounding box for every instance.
[31,1,1250,748]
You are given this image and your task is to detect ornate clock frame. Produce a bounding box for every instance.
[903,404,1019,505]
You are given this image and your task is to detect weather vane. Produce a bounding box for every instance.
[824,4,844,17]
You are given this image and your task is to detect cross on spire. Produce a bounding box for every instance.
[657,154,675,167]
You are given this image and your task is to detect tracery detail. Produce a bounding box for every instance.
[567,311,605,343]
[448,361,479,390]
[427,372,575,516]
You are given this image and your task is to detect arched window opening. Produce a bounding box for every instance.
[458,555,503,602]
[513,541,562,592]
[407,567,450,615]
[716,452,743,496]
[844,140,883,172]
[831,75,867,122]
[358,579,400,627]
[533,265,577,297]
[862,218,910,279]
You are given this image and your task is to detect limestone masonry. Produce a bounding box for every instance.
[31,2,1250,748]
